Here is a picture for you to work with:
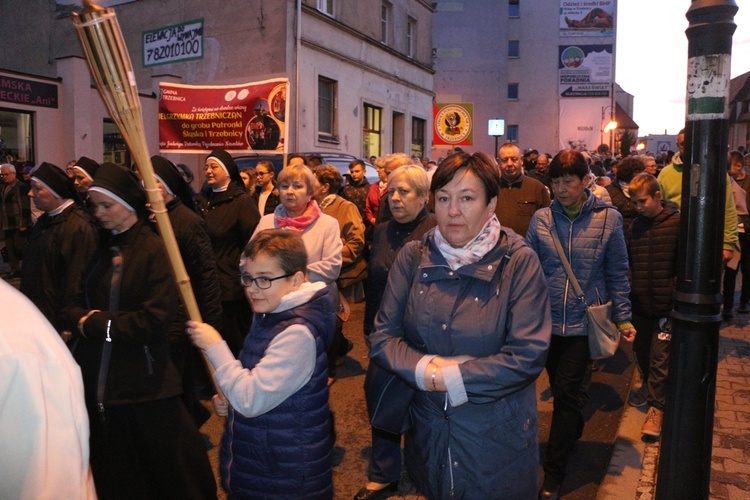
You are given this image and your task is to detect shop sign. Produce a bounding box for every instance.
[0,75,58,108]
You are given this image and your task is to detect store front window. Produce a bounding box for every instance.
[0,108,34,164]
[103,119,131,166]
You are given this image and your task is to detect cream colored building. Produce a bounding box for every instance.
[0,0,434,174]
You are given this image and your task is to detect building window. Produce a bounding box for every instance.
[507,83,519,100]
[317,0,334,16]
[509,0,520,18]
[0,108,34,164]
[507,125,519,142]
[407,17,416,58]
[363,103,382,159]
[318,76,338,142]
[411,117,425,158]
[381,2,391,44]
[508,40,519,58]
[103,119,130,166]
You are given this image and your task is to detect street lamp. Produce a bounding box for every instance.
[601,105,618,153]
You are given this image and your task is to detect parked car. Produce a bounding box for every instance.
[233,152,379,184]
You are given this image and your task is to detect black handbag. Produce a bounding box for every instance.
[365,242,423,434]
[365,361,416,434]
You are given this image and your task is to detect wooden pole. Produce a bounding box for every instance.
[72,1,223,397]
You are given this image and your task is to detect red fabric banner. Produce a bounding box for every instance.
[158,78,288,153]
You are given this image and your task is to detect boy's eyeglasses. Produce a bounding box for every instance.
[239,273,293,289]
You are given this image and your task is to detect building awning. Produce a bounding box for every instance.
[615,103,638,130]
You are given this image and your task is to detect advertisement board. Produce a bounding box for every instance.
[143,20,204,67]
[560,1,615,37]
[558,44,613,98]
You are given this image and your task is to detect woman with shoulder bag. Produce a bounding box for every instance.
[526,149,636,499]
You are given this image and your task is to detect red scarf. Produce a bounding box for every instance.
[274,200,322,232]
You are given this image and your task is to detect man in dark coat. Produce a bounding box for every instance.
[0,163,31,277]
[20,163,97,336]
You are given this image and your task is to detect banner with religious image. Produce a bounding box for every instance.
[158,78,288,153]
[560,0,615,37]
[433,103,473,146]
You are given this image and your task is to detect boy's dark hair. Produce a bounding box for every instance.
[548,149,590,180]
[243,229,308,276]
[629,173,661,197]
[349,159,365,170]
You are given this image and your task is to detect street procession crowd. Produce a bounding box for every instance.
[2,134,750,500]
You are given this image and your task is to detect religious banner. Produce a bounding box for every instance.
[558,44,613,98]
[560,0,615,37]
[433,103,473,146]
[158,78,288,153]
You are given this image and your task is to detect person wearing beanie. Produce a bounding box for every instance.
[151,155,223,426]
[20,162,97,334]
[197,148,261,356]
[65,162,217,499]
[0,163,31,278]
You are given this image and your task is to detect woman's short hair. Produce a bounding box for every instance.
[314,164,343,194]
[387,164,430,197]
[243,229,308,276]
[615,156,645,183]
[431,152,500,205]
[628,173,661,197]
[548,150,590,181]
[277,164,316,195]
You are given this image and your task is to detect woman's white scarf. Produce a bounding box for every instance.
[433,215,501,270]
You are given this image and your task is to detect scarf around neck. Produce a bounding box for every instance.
[274,199,322,232]
[433,215,501,270]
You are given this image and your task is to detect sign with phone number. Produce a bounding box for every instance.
[142,20,203,67]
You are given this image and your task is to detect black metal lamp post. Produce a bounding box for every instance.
[656,1,738,498]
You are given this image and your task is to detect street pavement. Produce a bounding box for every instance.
[7,264,748,499]
[200,300,635,499]
[601,308,750,500]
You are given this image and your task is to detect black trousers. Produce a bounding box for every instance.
[88,396,216,500]
[542,335,590,488]
[723,229,750,310]
[631,313,671,410]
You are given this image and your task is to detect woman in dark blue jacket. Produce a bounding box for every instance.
[526,150,635,499]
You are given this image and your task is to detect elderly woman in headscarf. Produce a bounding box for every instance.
[198,148,261,355]
[64,163,216,499]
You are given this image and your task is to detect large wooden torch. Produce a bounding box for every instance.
[72,0,222,397]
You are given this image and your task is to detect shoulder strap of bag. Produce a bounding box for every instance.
[549,221,587,305]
